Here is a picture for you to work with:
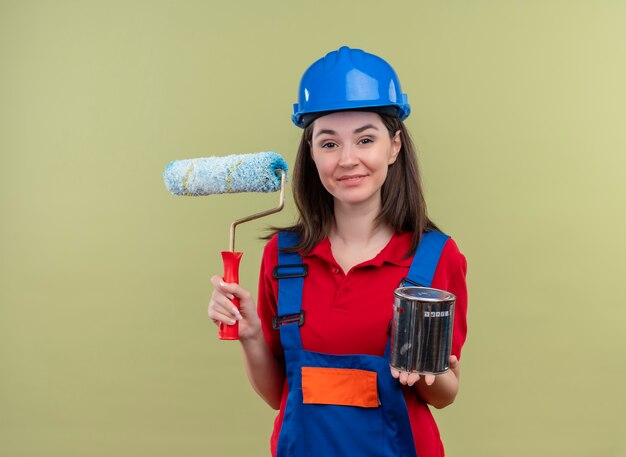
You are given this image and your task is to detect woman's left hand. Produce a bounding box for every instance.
[391,355,459,387]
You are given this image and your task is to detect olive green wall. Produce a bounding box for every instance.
[1,1,625,456]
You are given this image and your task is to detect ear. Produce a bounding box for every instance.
[388,130,402,165]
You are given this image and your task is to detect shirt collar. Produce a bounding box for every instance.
[304,231,414,268]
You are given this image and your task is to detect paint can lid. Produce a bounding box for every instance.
[394,286,455,303]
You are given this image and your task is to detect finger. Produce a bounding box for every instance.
[399,371,410,385]
[210,276,236,300]
[406,373,420,387]
[219,285,256,321]
[209,285,244,320]
[424,374,436,386]
[209,293,235,314]
[449,355,460,378]
[208,295,242,322]
[390,367,400,379]
[211,276,253,316]
[215,276,247,301]
[208,308,238,326]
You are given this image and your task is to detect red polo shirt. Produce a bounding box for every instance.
[257,231,468,457]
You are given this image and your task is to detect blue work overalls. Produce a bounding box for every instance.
[274,230,449,457]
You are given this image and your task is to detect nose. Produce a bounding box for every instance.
[338,143,358,167]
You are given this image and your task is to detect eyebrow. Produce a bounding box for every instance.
[313,124,379,139]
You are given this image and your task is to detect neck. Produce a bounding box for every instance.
[328,199,394,273]
[331,198,391,245]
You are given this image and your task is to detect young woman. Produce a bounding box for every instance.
[208,46,468,457]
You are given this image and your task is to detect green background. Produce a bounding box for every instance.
[1,1,625,456]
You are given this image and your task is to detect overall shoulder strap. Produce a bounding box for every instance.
[275,231,307,351]
[405,231,450,288]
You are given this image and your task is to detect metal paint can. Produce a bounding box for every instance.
[390,287,456,374]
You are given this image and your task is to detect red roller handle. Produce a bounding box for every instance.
[219,251,244,340]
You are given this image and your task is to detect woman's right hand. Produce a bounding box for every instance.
[207,275,262,341]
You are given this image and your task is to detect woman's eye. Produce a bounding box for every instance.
[358,137,374,144]
[321,142,337,149]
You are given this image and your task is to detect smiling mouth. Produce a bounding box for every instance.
[338,175,366,182]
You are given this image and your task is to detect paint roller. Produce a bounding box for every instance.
[163,151,288,340]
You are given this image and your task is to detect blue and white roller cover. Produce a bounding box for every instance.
[163,152,288,196]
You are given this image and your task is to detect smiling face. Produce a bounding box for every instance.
[310,111,402,211]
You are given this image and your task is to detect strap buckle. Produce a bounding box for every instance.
[273,263,308,279]
[399,277,423,288]
[272,311,305,330]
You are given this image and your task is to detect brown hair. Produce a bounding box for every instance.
[267,112,439,257]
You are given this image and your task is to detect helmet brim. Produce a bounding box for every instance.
[294,105,409,129]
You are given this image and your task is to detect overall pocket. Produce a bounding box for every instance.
[301,367,384,457]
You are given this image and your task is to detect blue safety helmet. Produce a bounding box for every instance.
[292,46,411,128]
